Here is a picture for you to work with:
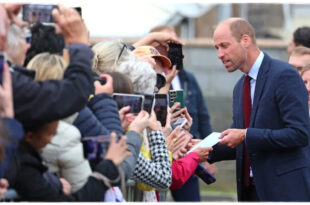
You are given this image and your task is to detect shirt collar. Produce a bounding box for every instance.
[248,51,264,80]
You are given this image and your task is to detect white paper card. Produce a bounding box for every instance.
[187,132,222,154]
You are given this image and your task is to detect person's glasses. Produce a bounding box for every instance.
[116,43,127,64]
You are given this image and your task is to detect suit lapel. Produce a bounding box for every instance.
[250,54,270,127]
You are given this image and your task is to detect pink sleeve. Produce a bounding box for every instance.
[170,152,200,190]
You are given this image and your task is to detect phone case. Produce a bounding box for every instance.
[169,90,184,108]
[195,163,216,185]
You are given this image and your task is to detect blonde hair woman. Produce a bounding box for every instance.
[91,40,136,75]
[26,53,68,81]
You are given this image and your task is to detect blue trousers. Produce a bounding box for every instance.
[171,175,201,201]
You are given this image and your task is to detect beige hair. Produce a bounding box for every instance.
[91,39,136,75]
[291,46,310,56]
[301,64,310,76]
[26,53,68,81]
[118,60,156,95]
[230,18,256,45]
[7,24,26,65]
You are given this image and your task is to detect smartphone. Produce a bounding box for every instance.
[82,136,110,160]
[113,93,144,115]
[154,94,168,127]
[22,4,58,24]
[195,163,216,185]
[0,52,6,84]
[168,43,183,70]
[82,135,120,169]
[171,118,187,130]
[155,73,166,90]
[143,94,155,115]
[94,76,106,85]
[169,90,185,109]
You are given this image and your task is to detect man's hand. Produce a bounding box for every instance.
[52,5,88,45]
[218,129,246,148]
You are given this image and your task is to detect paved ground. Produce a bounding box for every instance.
[166,192,237,202]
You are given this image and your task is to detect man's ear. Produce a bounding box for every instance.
[240,34,251,48]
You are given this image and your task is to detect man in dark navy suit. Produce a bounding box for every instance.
[210,17,310,201]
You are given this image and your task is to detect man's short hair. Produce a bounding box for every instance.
[291,46,310,56]
[230,19,256,45]
[293,26,310,48]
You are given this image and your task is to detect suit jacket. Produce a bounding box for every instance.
[178,70,212,139]
[209,53,310,201]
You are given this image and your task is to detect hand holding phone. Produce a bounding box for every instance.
[104,133,131,166]
[51,5,88,45]
[195,163,216,185]
[129,110,149,133]
[93,74,113,95]
[147,110,162,131]
[171,118,187,130]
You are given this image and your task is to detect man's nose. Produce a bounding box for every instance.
[217,49,224,59]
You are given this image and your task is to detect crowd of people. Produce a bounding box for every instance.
[0,3,310,202]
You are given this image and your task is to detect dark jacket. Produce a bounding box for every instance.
[209,54,310,201]
[88,93,123,135]
[0,118,24,178]
[5,140,121,201]
[12,43,94,129]
[73,94,123,138]
[178,69,212,139]
[74,94,142,179]
[73,106,110,137]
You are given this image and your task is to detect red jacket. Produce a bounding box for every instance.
[170,152,200,190]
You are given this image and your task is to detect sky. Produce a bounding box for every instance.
[1,0,310,37]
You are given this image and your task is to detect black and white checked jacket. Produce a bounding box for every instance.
[132,130,172,190]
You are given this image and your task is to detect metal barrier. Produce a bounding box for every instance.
[125,179,168,202]
[1,189,19,202]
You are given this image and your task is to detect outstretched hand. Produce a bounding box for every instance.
[218,129,246,148]
[104,133,132,166]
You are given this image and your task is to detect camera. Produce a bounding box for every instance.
[94,76,107,85]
